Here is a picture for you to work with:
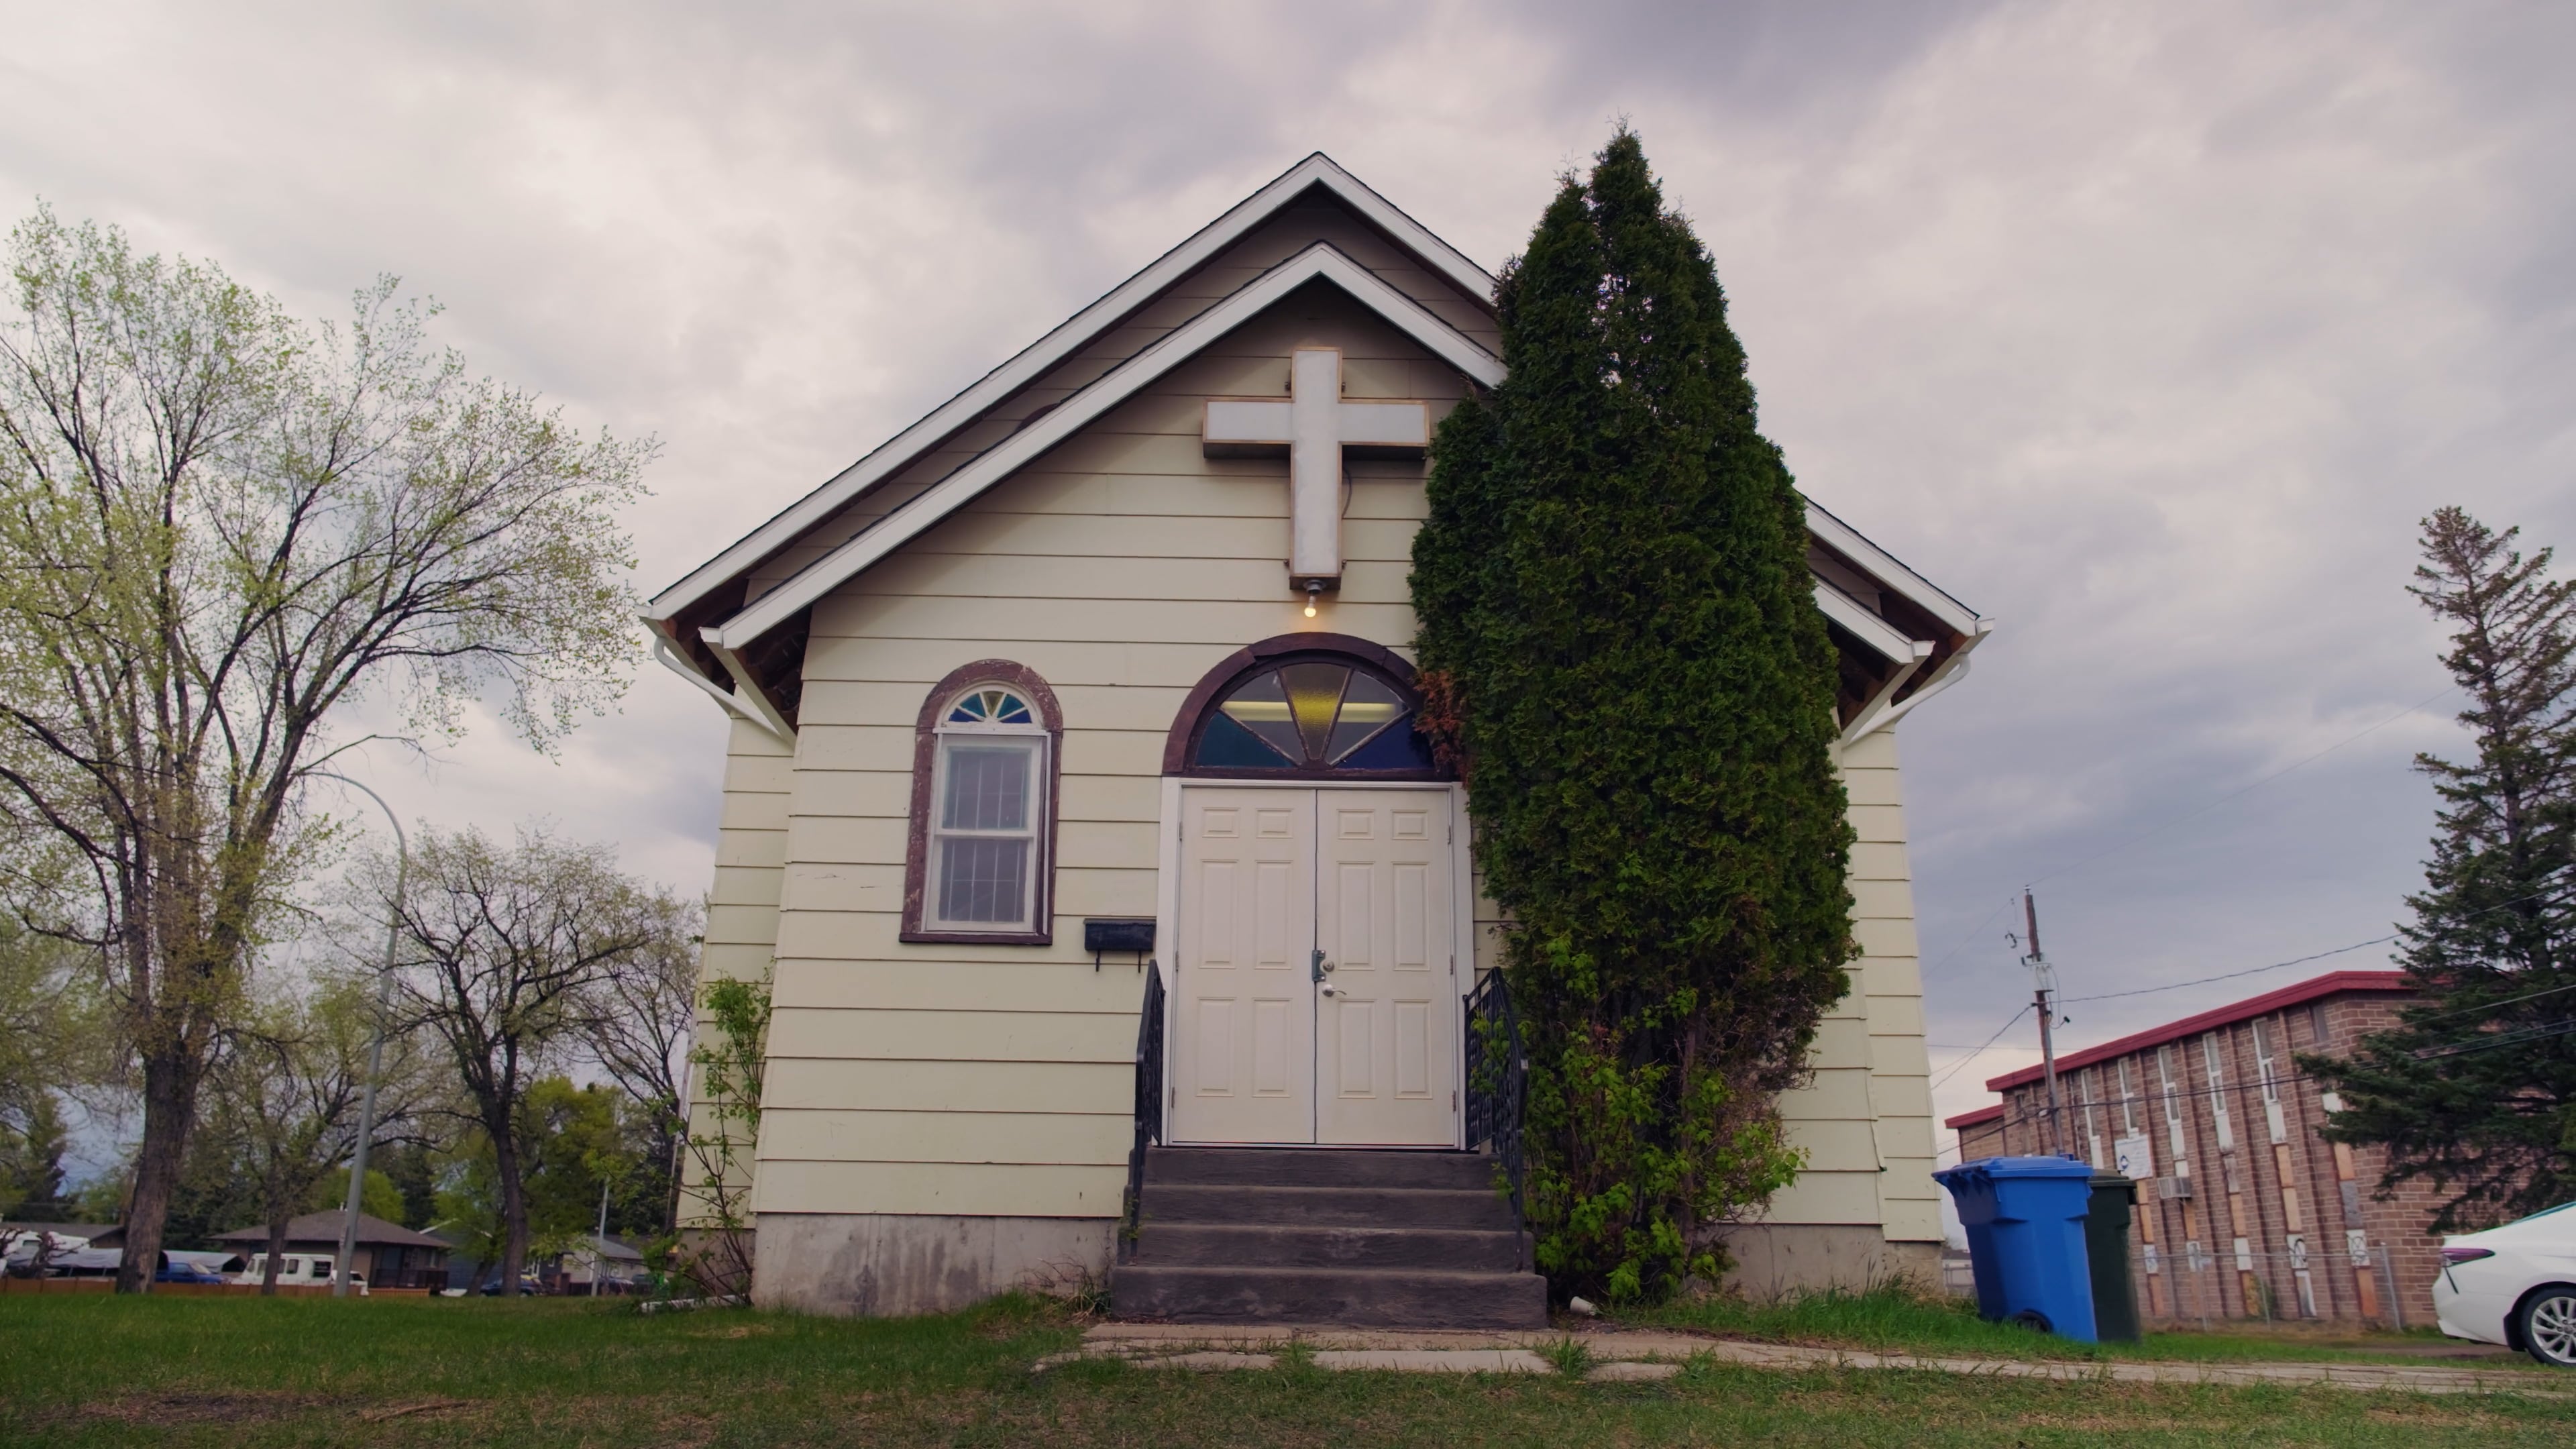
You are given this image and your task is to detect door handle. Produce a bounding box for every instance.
[1320,983,1344,999]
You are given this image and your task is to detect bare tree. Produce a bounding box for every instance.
[0,207,652,1291]
[204,976,431,1292]
[382,826,663,1291]
[577,891,701,1232]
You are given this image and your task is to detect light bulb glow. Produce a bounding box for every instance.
[1302,580,1322,618]
[1304,597,1318,618]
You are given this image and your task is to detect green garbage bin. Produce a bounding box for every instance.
[2085,1171,2143,1343]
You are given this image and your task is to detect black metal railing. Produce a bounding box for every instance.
[1463,969,1529,1265]
[1118,966,1167,1264]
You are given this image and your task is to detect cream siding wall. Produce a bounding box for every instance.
[680,717,794,1218]
[753,287,1458,1219]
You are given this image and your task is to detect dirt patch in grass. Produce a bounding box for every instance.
[81,1389,339,1426]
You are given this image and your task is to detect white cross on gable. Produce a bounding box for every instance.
[1202,347,1430,588]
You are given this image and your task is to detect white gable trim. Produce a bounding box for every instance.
[649,154,1494,625]
[704,243,1505,652]
[1805,499,1983,639]
[1816,582,1935,668]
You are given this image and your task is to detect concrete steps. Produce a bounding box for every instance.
[1112,1146,1547,1329]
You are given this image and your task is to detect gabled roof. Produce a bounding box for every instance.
[1983,970,2412,1092]
[647,154,1491,630]
[215,1210,450,1250]
[647,154,1990,740]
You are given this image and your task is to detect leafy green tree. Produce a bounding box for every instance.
[0,207,653,1291]
[433,1077,659,1286]
[2308,508,2576,1227]
[308,1167,407,1224]
[1412,131,1855,1302]
[0,1090,70,1218]
[1,916,105,1220]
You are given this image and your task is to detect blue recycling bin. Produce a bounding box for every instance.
[1934,1156,2100,1341]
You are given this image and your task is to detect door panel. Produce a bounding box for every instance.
[1315,790,1458,1144]
[1171,790,1316,1143]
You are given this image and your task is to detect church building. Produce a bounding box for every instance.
[646,155,1988,1321]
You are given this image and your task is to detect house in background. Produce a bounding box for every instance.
[214,1211,451,1291]
[557,1234,650,1294]
[1947,970,2446,1328]
[649,154,1991,1322]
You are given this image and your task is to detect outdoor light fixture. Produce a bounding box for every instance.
[1303,580,1322,618]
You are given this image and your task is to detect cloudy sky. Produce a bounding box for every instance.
[6,1,2571,1148]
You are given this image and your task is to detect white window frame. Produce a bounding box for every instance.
[2116,1057,2141,1135]
[2158,1045,2189,1167]
[922,687,1050,933]
[2079,1071,2108,1169]
[2203,1030,2235,1150]
[2251,1016,2288,1143]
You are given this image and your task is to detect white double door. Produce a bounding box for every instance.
[1170,786,1460,1146]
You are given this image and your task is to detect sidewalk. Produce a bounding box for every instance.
[1052,1323,2562,1396]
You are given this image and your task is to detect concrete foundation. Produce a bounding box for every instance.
[753,1213,1114,1317]
[1715,1224,1941,1302]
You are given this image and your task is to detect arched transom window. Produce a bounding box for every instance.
[1189,658,1438,774]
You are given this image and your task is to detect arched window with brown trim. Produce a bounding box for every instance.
[902,660,1064,945]
[1164,633,1449,780]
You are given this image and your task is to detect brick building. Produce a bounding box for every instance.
[1945,971,2452,1328]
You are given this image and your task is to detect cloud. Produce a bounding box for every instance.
[5,0,2571,1151]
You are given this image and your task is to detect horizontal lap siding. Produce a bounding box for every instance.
[757,288,1461,1220]
[1766,730,1937,1236]
[682,719,795,1220]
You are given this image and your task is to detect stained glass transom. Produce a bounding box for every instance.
[946,686,1034,727]
[1192,661,1436,773]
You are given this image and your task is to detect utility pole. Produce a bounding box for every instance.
[2023,890,2067,1157]
[593,1177,611,1298]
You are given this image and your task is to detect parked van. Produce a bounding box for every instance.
[235,1254,366,1293]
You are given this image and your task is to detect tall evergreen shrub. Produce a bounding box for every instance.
[1413,132,1857,1302]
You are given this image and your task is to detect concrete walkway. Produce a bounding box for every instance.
[1044,1323,2563,1396]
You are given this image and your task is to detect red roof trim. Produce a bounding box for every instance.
[1984,969,2410,1092]
[1945,1104,2005,1129]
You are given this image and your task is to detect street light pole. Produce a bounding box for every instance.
[313,771,406,1299]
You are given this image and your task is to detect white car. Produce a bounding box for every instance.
[2432,1201,2576,1366]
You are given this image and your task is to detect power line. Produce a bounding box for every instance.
[2055,878,2576,1008]
[1930,1003,2029,1091]
[2059,935,2397,1005]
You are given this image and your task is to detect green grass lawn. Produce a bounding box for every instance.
[1632,1285,2551,1370]
[1,1293,2567,1448]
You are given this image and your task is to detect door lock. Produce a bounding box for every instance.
[1309,948,1333,982]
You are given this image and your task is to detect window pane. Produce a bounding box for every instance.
[1279,661,1349,762]
[939,837,1030,924]
[942,745,1030,830]
[1195,710,1296,769]
[1328,671,1407,761]
[1218,670,1305,762]
[1338,713,1438,771]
